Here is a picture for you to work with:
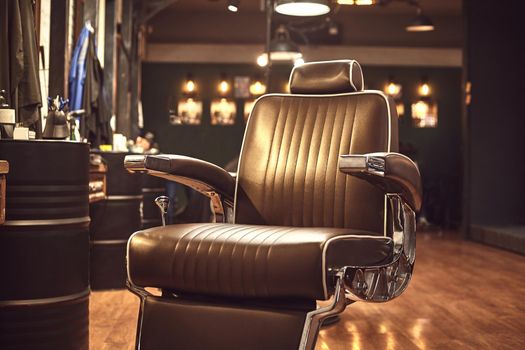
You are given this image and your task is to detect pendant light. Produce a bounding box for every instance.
[275,0,331,17]
[337,0,378,5]
[406,7,435,32]
[257,25,302,66]
[228,0,240,13]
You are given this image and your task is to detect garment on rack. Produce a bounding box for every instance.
[0,0,42,132]
[69,26,90,111]
[83,30,112,147]
[69,23,112,147]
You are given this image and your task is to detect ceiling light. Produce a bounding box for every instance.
[275,0,331,17]
[337,0,378,5]
[257,25,302,66]
[228,0,239,12]
[406,8,435,32]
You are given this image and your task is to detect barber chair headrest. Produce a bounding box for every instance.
[289,59,364,94]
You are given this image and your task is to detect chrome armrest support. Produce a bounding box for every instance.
[299,195,415,350]
[124,155,235,223]
[340,194,416,302]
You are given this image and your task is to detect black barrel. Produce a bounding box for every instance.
[0,140,90,350]
[89,152,142,290]
[141,174,166,229]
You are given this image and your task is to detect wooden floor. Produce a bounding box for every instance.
[90,231,525,349]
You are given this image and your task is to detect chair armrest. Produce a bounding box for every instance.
[125,154,236,201]
[339,152,422,211]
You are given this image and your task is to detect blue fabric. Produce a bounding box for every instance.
[68,26,91,111]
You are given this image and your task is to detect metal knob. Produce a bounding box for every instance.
[154,196,170,226]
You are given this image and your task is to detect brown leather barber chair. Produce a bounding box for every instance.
[124,59,422,350]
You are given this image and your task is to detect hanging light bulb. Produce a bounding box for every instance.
[183,74,196,95]
[218,74,231,96]
[418,79,431,97]
[384,77,402,99]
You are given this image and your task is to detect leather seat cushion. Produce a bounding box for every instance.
[127,223,393,300]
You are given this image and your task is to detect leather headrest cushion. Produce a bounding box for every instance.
[289,60,364,94]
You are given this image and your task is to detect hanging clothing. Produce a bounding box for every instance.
[0,0,42,132]
[82,30,112,147]
[68,26,91,111]
[69,24,112,148]
[0,0,23,108]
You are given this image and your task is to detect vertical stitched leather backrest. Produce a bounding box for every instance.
[235,92,398,234]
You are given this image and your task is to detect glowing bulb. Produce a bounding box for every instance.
[257,54,268,67]
[419,83,431,96]
[227,5,238,12]
[218,80,230,95]
[337,0,376,5]
[185,80,195,93]
[386,82,401,96]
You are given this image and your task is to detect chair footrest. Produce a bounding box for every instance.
[138,295,308,350]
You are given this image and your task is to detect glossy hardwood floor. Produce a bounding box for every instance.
[90,231,525,349]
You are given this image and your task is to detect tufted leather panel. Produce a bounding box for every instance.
[127,223,393,300]
[235,92,398,234]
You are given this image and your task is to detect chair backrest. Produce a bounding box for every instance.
[234,60,398,234]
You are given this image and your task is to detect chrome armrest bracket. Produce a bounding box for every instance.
[299,194,416,350]
[337,194,415,302]
[125,155,234,223]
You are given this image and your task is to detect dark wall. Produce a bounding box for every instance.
[365,67,463,226]
[142,63,463,226]
[148,10,463,48]
[141,63,292,167]
[466,0,525,226]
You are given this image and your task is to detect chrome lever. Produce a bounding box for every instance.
[154,196,170,226]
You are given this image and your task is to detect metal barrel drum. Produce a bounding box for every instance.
[141,174,166,229]
[0,140,90,350]
[89,152,142,290]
